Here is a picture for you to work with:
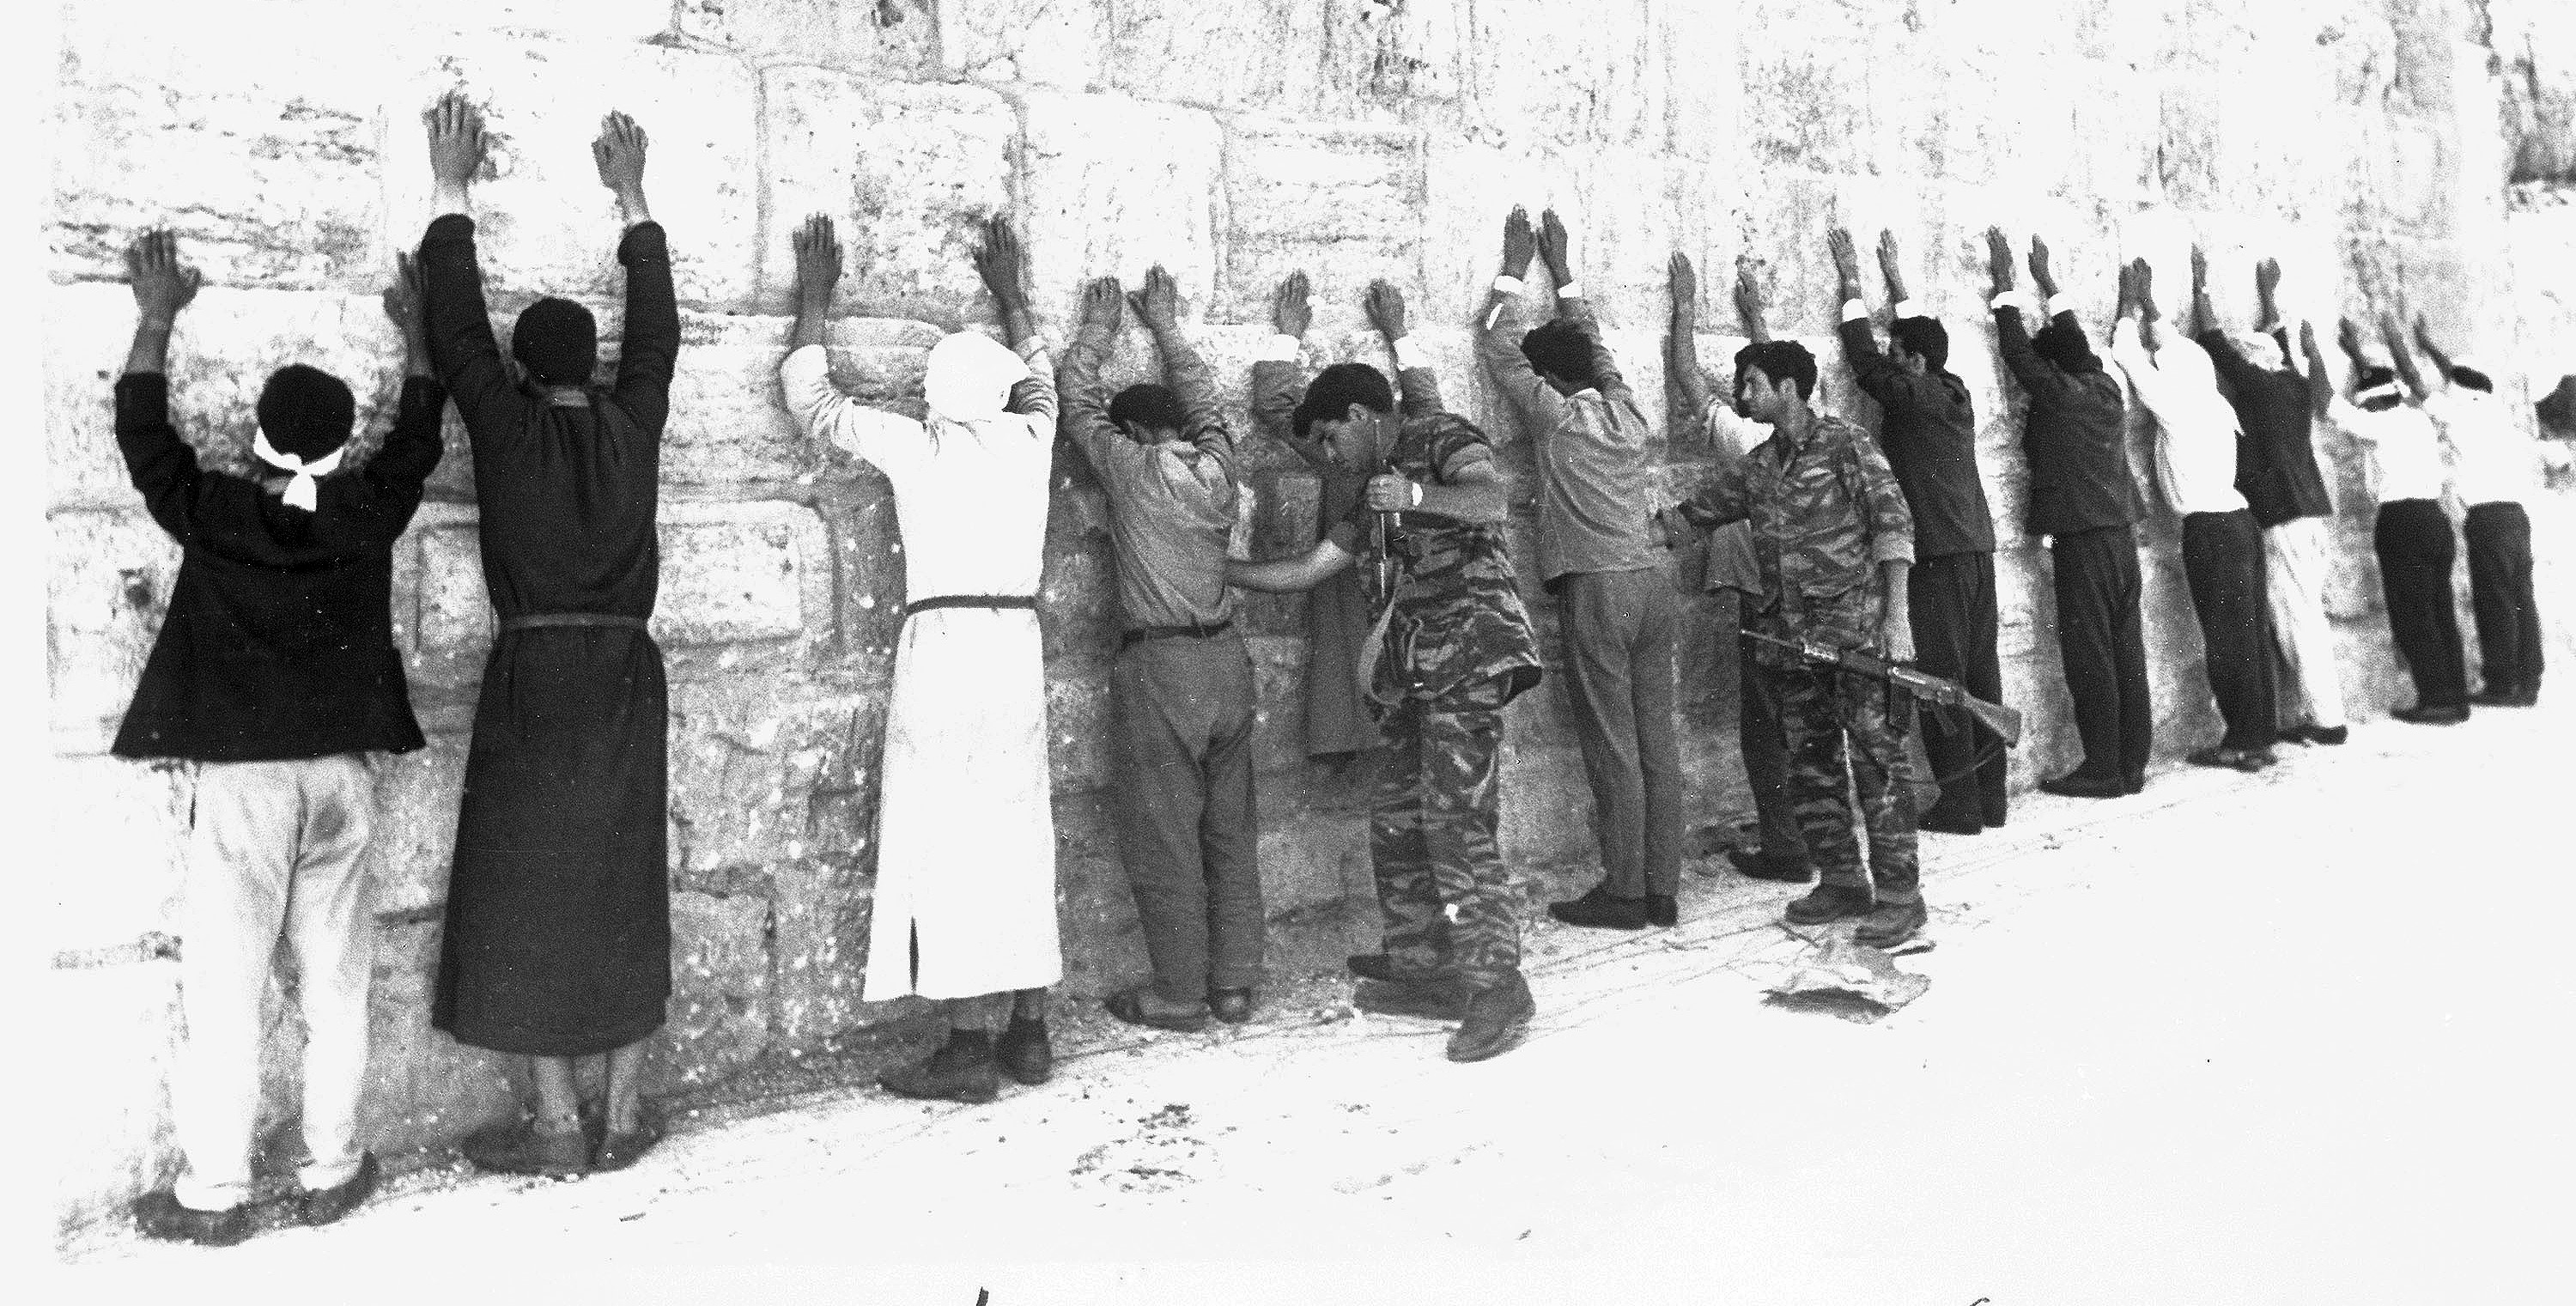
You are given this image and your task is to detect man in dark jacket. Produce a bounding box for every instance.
[1985,228,2151,798]
[116,231,445,1246]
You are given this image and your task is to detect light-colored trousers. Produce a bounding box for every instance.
[2265,517,2348,730]
[173,755,376,1212]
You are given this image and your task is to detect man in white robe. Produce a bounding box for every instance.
[779,213,1061,1103]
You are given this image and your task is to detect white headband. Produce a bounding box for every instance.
[2353,380,2403,406]
[251,428,344,512]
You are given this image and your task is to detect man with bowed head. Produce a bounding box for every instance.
[416,93,680,1176]
[779,212,1065,1103]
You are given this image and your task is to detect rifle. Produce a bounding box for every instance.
[1741,628,2022,747]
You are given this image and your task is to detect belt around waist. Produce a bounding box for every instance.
[1119,618,1234,650]
[498,612,650,634]
[903,594,1039,619]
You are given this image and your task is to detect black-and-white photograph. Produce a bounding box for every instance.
[21,0,2576,1299]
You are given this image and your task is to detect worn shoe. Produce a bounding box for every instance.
[1207,988,1255,1025]
[879,1037,1000,1104]
[463,1119,592,1177]
[296,1152,379,1226]
[2186,745,2267,773]
[1352,975,1472,1021]
[1783,884,1874,926]
[996,1016,1054,1085]
[1981,803,2009,829]
[2285,723,2348,745]
[1643,893,1679,927]
[1444,972,1536,1063]
[1106,987,1211,1033]
[2123,773,2147,795]
[1918,810,1984,835]
[2040,772,2127,799]
[2392,703,2470,726]
[131,1191,252,1248]
[1852,899,1929,949]
[2471,683,2537,708]
[1725,846,1814,883]
[1347,953,1455,983]
[1546,884,1649,930]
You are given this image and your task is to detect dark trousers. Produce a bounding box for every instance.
[2373,498,2469,709]
[2181,509,2279,751]
[1728,592,1807,868]
[1909,551,2008,829]
[2050,525,2153,787]
[2466,501,2543,693]
[1557,568,1684,897]
[1110,634,1261,1004]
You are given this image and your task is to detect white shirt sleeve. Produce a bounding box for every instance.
[781,343,925,472]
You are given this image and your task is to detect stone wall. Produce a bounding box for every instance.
[42,0,2574,1236]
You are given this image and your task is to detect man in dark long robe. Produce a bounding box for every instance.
[416,93,678,1176]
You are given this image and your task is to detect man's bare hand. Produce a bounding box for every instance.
[2131,258,2159,319]
[591,110,648,201]
[1984,226,2016,295]
[1364,473,1418,513]
[792,213,842,305]
[2256,256,2281,301]
[1365,279,1407,340]
[423,92,487,192]
[1879,610,1917,664]
[1501,205,1536,279]
[1080,276,1125,333]
[2300,319,2320,361]
[2337,316,2366,360]
[1127,264,1180,331]
[2412,313,2439,356]
[1271,270,1311,338]
[1668,252,1698,317]
[1733,257,1767,325]
[1538,208,1572,282]
[2189,244,2208,294]
[382,251,426,341]
[1826,228,1862,295]
[2026,235,2059,299]
[1876,228,1910,302]
[126,229,201,322]
[2377,311,2404,349]
[973,214,1027,313]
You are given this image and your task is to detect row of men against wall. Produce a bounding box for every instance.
[98,97,2561,1246]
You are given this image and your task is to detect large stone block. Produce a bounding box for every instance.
[1013,92,1224,335]
[44,284,424,513]
[756,70,1017,320]
[359,919,522,1159]
[678,0,939,75]
[659,312,824,487]
[362,733,471,918]
[668,678,877,878]
[1215,120,1427,331]
[46,961,181,1238]
[50,9,390,294]
[45,757,192,961]
[1104,0,1326,115]
[768,853,874,1050]
[1451,0,1673,152]
[938,0,1110,87]
[647,891,775,1095]
[49,510,179,754]
[379,35,762,310]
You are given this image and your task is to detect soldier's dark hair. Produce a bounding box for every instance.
[1518,319,1599,389]
[1293,362,1394,438]
[1732,339,1819,401]
[2449,365,2493,394]
[2354,363,2403,411]
[2032,316,2101,374]
[1109,382,1189,436]
[1890,317,1950,371]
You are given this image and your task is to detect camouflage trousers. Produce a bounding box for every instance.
[1771,661,1922,905]
[1370,674,1520,988]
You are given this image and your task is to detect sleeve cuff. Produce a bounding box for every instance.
[1840,299,1872,324]
[1013,333,1053,364]
[1871,537,1917,566]
[1893,299,1924,321]
[1492,275,1524,296]
[1391,336,1429,372]
[1260,333,1302,363]
[1989,290,2030,314]
[1552,280,1583,301]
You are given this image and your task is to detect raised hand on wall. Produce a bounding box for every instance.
[592,111,653,228]
[788,213,842,351]
[122,229,200,377]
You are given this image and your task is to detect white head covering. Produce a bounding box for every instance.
[2229,330,2284,372]
[250,428,343,512]
[923,331,1034,432]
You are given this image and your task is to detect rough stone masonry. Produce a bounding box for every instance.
[40,0,2576,1236]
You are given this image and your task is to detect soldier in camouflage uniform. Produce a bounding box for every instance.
[1659,264,1929,947]
[1230,276,1545,1063]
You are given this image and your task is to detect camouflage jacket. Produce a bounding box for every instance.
[1666,412,1914,659]
[1251,358,1543,708]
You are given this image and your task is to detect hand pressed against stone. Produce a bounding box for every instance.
[787,214,843,350]
[1826,227,1862,297]
[126,229,200,323]
[1537,208,1572,284]
[1271,270,1311,338]
[422,91,487,212]
[1127,264,1180,332]
[1734,256,1770,342]
[1079,276,1125,334]
[1876,229,1911,304]
[973,216,1034,348]
[591,110,652,226]
[2026,234,2059,300]
[1500,205,1536,279]
[1365,278,1407,341]
[1668,251,1698,316]
[1984,226,2017,295]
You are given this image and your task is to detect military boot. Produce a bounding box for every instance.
[1783,884,1874,926]
[1444,971,1535,1063]
[1347,952,1455,983]
[1353,975,1473,1020]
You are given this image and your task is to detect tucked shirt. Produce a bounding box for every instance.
[2196,327,2333,525]
[1479,295,1661,582]
[2110,319,2249,517]
[110,372,446,762]
[1667,412,1914,653]
[1250,358,1542,707]
[1057,324,1238,631]
[1838,304,1994,557]
[2329,398,2449,504]
[1688,396,1766,596]
[2424,386,2534,507]
[1991,305,2141,537]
